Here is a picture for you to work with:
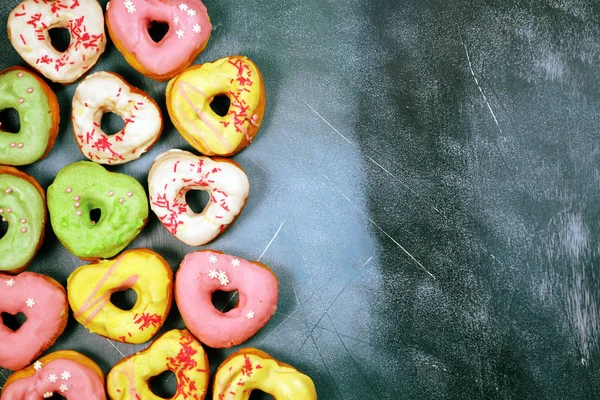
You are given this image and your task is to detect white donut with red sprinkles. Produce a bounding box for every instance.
[8,0,106,84]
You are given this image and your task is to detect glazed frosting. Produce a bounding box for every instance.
[148,150,250,246]
[68,249,172,344]
[72,72,163,165]
[0,67,58,166]
[0,169,45,272]
[167,56,265,156]
[106,0,211,79]
[2,351,106,399]
[0,272,67,371]
[213,349,317,400]
[107,329,209,400]
[47,161,149,259]
[176,250,278,348]
[8,0,106,83]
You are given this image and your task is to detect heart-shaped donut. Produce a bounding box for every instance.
[107,329,209,400]
[175,250,278,348]
[148,150,250,246]
[213,348,317,400]
[47,161,149,260]
[68,249,172,344]
[0,66,60,166]
[0,272,68,371]
[72,71,163,165]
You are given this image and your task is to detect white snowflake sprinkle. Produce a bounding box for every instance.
[176,29,185,39]
[209,255,218,263]
[193,24,202,34]
[245,310,255,319]
[217,271,229,286]
[61,371,71,380]
[208,269,218,279]
[187,8,196,17]
[124,0,135,13]
[43,393,53,399]
[179,3,188,11]
[6,279,14,287]
[59,383,69,392]
[26,298,35,308]
[48,374,57,383]
[231,259,240,267]
[33,361,43,371]
[173,15,179,25]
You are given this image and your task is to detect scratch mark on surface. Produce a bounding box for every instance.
[310,334,345,399]
[300,99,354,146]
[248,157,267,173]
[106,338,126,358]
[462,38,503,134]
[257,308,298,347]
[324,175,436,279]
[258,220,286,261]
[220,290,239,313]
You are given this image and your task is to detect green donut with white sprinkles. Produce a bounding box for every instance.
[0,166,46,273]
[0,66,60,166]
[47,161,149,260]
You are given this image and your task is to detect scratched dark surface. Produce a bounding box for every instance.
[1,0,600,399]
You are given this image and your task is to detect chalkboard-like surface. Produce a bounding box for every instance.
[1,0,599,398]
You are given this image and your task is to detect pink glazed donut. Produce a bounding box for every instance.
[175,250,278,348]
[0,272,68,371]
[106,0,212,81]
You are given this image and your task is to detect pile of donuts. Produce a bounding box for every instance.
[0,0,317,399]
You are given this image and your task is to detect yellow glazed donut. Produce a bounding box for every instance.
[213,348,317,399]
[107,329,209,400]
[67,249,172,344]
[166,56,266,156]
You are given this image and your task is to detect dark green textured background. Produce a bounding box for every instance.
[1,0,600,398]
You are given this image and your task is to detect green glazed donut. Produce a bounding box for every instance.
[0,166,46,273]
[0,66,60,166]
[47,161,149,260]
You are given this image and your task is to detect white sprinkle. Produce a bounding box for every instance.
[33,361,43,371]
[6,279,15,287]
[43,393,53,399]
[26,298,35,308]
[245,310,255,319]
[48,374,57,383]
[179,3,188,11]
[217,271,229,286]
[208,269,218,279]
[187,8,196,17]
[59,383,69,392]
[231,259,240,267]
[176,29,185,39]
[209,254,218,263]
[61,371,71,380]
[192,24,201,34]
[173,15,179,25]
[124,0,135,13]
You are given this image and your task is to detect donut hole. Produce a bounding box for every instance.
[48,27,71,53]
[42,394,66,400]
[210,94,231,117]
[249,390,275,399]
[0,217,7,240]
[148,370,177,398]
[89,208,102,224]
[147,21,170,43]
[0,108,20,134]
[185,190,210,214]
[110,288,138,311]
[1,312,27,331]
[100,112,125,136]
[212,290,239,313]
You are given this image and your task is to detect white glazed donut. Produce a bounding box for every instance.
[7,0,106,84]
[148,150,250,246]
[72,72,163,165]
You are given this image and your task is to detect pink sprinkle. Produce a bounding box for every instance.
[18,98,24,104]
[1,218,5,222]
[74,196,80,201]
[20,218,26,224]
[5,188,12,194]
[21,227,27,233]
[74,202,80,208]
[76,211,82,216]
[18,72,23,77]
[10,143,16,148]
[27,88,33,93]
[18,143,23,148]
[108,191,114,197]
[0,209,3,214]
[66,188,73,194]
[119,198,124,204]
[6,208,12,213]
[127,192,133,197]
